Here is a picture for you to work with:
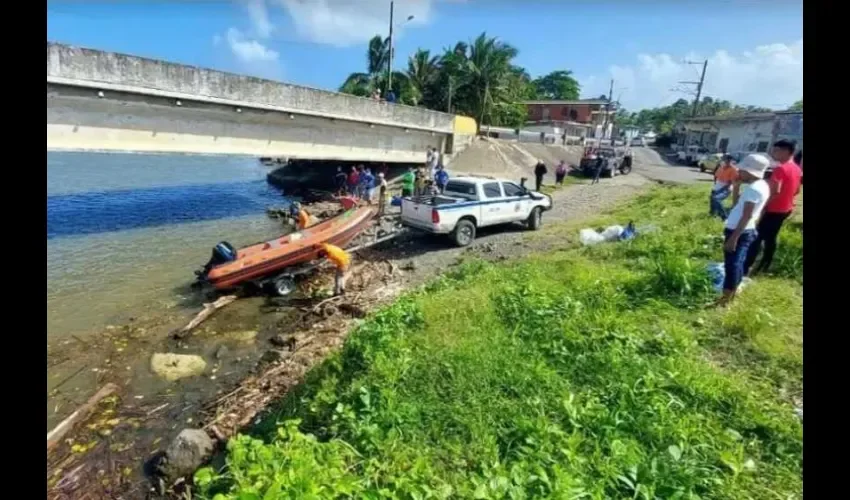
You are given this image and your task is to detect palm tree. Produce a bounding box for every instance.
[340,35,414,103]
[464,33,519,126]
[339,35,390,97]
[422,42,470,113]
[405,49,439,106]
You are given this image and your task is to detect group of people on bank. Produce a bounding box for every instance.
[401,148,450,198]
[709,140,803,306]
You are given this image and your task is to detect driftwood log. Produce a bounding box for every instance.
[47,383,119,452]
[174,295,238,339]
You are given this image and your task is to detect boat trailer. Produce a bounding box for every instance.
[252,218,409,296]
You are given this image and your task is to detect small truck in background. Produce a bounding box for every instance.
[399,176,553,247]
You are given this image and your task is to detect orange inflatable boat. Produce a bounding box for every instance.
[199,206,375,290]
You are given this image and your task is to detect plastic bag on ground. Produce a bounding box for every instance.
[579,228,606,246]
[601,225,625,242]
[619,222,636,241]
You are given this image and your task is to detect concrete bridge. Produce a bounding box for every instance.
[47,43,477,163]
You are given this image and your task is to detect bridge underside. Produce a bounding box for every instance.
[47,84,447,163]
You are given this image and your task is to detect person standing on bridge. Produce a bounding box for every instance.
[317,243,351,296]
[533,160,548,191]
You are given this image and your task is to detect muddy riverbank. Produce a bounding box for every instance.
[47,172,652,499]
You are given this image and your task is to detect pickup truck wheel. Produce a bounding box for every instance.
[452,219,476,247]
[269,276,296,297]
[527,207,543,230]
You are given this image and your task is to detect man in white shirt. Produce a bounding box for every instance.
[428,147,441,179]
[718,154,771,306]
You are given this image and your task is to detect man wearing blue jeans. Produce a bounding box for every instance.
[718,154,771,307]
[709,155,737,220]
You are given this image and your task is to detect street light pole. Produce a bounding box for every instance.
[387,1,394,95]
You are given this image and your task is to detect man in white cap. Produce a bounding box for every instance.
[718,153,771,306]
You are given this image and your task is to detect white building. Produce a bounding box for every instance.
[773,111,803,152]
[617,125,641,141]
[677,113,795,155]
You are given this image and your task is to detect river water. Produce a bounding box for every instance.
[47,151,287,339]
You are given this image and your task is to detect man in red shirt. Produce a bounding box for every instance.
[744,139,803,275]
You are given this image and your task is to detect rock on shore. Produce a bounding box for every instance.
[150,353,207,381]
[159,428,215,479]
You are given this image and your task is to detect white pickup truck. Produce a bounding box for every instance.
[400,176,553,247]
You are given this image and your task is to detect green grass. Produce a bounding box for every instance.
[196,185,803,499]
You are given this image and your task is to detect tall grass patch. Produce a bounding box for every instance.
[197,185,803,499]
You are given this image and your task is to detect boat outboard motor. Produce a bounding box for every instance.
[198,241,237,278]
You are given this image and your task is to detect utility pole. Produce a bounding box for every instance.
[600,79,614,140]
[387,1,394,95]
[678,59,708,117]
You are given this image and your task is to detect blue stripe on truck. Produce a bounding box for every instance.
[435,196,526,211]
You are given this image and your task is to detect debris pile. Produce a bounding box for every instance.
[198,257,403,440]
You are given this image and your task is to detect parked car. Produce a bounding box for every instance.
[579,146,633,178]
[400,176,553,247]
[677,146,710,166]
[698,153,724,173]
[630,137,647,147]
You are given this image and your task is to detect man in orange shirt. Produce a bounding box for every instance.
[709,155,738,220]
[318,243,351,296]
[289,202,313,230]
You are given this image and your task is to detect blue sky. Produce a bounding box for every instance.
[47,0,803,111]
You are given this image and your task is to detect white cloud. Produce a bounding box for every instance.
[243,0,274,38]
[581,39,803,111]
[225,27,279,63]
[271,0,435,47]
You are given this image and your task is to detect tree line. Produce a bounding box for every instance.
[339,32,580,129]
[616,97,803,135]
[339,32,802,134]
